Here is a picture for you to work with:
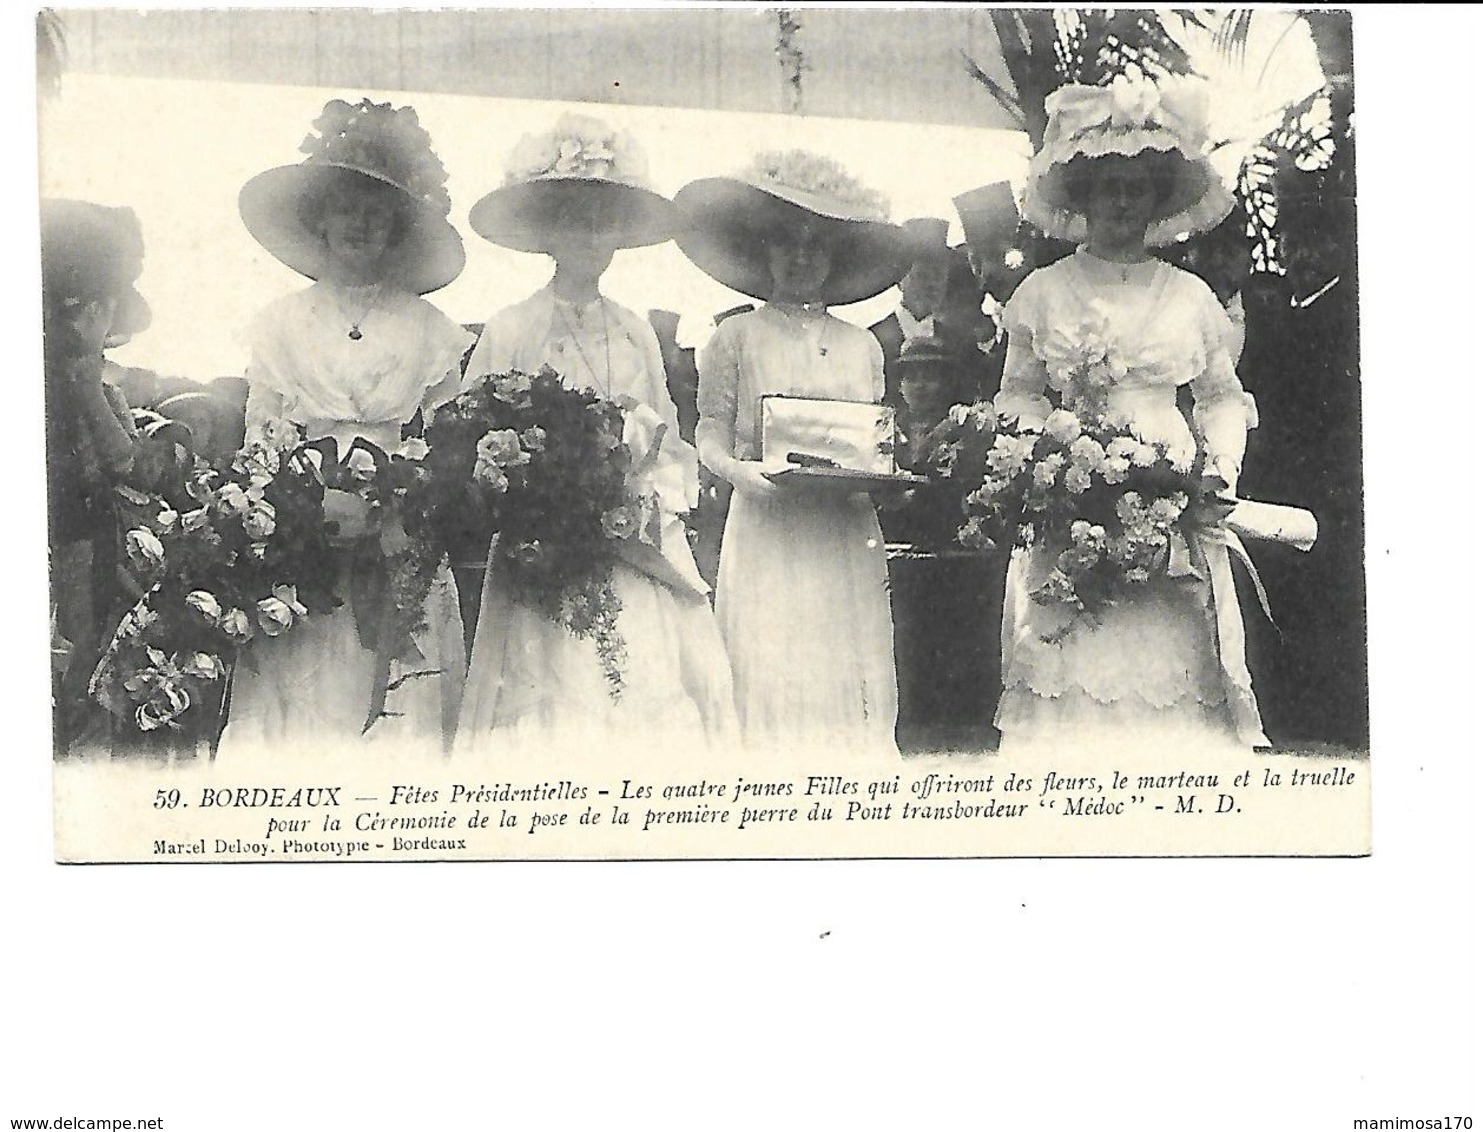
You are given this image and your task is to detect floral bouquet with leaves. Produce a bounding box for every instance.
[410,368,641,695]
[929,314,1221,628]
[298,431,448,731]
[90,420,339,736]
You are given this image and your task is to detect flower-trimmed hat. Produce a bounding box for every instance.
[469,113,675,254]
[40,198,151,335]
[239,97,466,294]
[1024,75,1233,247]
[674,150,914,306]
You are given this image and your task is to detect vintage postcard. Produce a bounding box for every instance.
[39,6,1368,862]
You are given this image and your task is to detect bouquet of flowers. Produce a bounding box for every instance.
[410,368,642,695]
[298,431,448,730]
[90,420,339,736]
[930,312,1218,629]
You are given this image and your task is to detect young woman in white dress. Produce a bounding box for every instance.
[675,152,914,755]
[994,77,1268,754]
[456,115,737,754]
[221,98,472,757]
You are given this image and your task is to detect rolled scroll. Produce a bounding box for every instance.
[1225,500,1319,552]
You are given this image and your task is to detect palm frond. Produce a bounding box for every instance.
[1213,10,1255,66]
[1059,9,1195,86]
[962,51,1028,130]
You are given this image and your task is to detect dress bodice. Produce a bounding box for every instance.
[244,282,473,449]
[995,249,1257,473]
[696,303,886,461]
[468,286,698,513]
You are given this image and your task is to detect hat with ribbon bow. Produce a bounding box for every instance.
[1024,75,1232,247]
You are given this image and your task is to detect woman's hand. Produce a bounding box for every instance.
[324,488,373,541]
[1195,454,1239,528]
[60,298,120,368]
[725,458,789,500]
[1199,454,1239,500]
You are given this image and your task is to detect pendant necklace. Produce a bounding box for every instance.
[778,303,831,357]
[343,283,385,341]
[1085,246,1147,286]
[554,298,613,396]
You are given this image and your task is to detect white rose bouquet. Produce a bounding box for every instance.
[90,420,340,738]
[930,317,1219,631]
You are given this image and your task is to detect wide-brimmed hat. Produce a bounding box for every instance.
[40,198,151,335]
[1024,75,1232,247]
[239,97,465,294]
[469,113,675,254]
[674,150,913,306]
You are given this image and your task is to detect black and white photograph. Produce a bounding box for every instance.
[35,6,1373,861]
[6,3,1479,1129]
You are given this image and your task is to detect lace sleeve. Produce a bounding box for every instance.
[695,321,742,473]
[243,368,288,431]
[464,306,521,390]
[630,311,699,512]
[992,274,1052,426]
[1190,285,1258,478]
[242,306,291,429]
[419,306,476,415]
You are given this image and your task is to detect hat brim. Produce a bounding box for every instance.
[1024,141,1233,248]
[239,163,466,294]
[111,286,151,337]
[469,177,675,254]
[674,178,913,306]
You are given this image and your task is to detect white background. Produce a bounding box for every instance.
[37,72,1030,379]
[4,5,1478,1131]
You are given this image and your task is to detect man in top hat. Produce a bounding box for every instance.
[870,217,999,467]
[869,217,955,415]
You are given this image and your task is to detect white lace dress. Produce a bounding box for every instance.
[217,281,473,757]
[697,303,899,755]
[993,249,1267,754]
[454,286,738,754]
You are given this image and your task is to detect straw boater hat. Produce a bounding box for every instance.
[40,198,151,336]
[239,97,465,294]
[469,113,675,254]
[1024,74,1232,248]
[674,150,913,306]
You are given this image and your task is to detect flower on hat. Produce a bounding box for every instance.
[745,150,891,221]
[299,98,453,217]
[1108,75,1162,130]
[1025,72,1230,247]
[1064,73,1212,154]
[1112,73,1210,151]
[503,113,652,188]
